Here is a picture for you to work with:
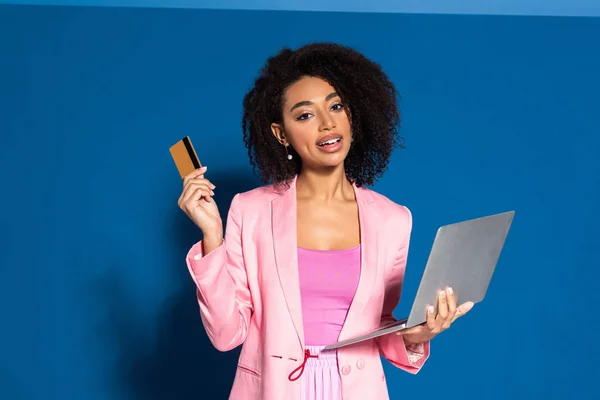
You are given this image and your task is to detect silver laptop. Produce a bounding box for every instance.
[323,210,515,350]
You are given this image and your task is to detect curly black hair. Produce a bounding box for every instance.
[241,42,404,188]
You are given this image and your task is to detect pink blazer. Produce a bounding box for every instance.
[186,176,430,400]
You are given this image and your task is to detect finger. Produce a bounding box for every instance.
[396,327,412,336]
[426,305,436,330]
[183,181,214,196]
[435,290,448,332]
[191,187,214,204]
[181,186,213,207]
[183,181,215,201]
[452,302,474,322]
[396,323,425,335]
[183,166,208,183]
[437,290,448,319]
[183,177,215,192]
[181,183,214,205]
[181,177,207,205]
[183,166,208,185]
[443,287,457,329]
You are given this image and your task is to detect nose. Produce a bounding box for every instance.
[319,113,336,131]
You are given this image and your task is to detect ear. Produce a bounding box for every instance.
[270,123,287,145]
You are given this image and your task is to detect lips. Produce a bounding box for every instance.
[316,134,343,146]
[315,133,344,154]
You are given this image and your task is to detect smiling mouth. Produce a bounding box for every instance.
[317,137,342,146]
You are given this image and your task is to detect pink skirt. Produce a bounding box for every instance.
[300,346,343,400]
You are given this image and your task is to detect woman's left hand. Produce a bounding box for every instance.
[397,287,474,345]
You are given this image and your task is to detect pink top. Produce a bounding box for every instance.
[297,245,361,346]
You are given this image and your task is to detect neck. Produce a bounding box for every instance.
[295,165,354,202]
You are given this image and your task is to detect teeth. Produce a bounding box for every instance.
[318,137,341,146]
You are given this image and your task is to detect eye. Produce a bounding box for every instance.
[296,112,313,121]
[331,103,344,111]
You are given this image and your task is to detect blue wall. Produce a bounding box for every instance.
[1,4,599,399]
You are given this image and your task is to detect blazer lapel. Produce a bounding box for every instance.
[338,185,379,342]
[271,176,305,348]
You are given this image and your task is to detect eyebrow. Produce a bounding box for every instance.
[289,92,340,112]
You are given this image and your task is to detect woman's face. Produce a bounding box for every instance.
[271,76,352,171]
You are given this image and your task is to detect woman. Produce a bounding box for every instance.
[178,43,473,400]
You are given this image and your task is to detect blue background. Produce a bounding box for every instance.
[2,0,600,16]
[1,3,599,400]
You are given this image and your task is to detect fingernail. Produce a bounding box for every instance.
[200,166,207,171]
[447,287,453,295]
[210,190,215,195]
[428,306,434,313]
[440,291,446,298]
[210,184,216,189]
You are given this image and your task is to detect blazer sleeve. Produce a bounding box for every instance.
[185,193,252,352]
[376,206,431,374]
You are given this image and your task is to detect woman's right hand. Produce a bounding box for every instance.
[178,167,223,239]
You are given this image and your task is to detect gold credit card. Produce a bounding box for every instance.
[169,136,202,179]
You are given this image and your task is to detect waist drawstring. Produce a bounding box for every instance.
[288,349,319,381]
